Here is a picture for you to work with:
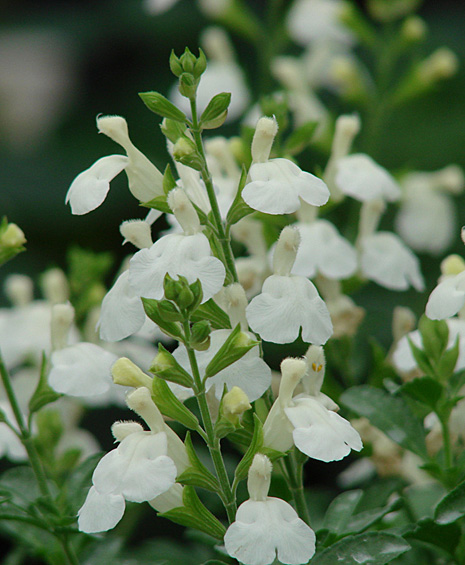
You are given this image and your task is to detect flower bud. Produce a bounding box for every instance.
[401,16,427,43]
[150,344,193,387]
[112,357,153,389]
[157,299,184,322]
[440,254,465,277]
[190,320,212,351]
[222,386,251,424]
[418,48,459,84]
[4,274,33,306]
[172,137,203,171]
[0,222,26,248]
[251,116,278,163]
[392,306,416,343]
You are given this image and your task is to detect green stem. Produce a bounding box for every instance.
[439,413,453,471]
[182,322,237,523]
[189,98,238,284]
[283,451,311,525]
[0,352,79,565]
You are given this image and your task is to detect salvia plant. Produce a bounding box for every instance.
[1,0,465,564]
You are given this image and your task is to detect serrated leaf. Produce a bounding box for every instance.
[400,377,444,410]
[161,486,226,540]
[322,490,363,534]
[434,480,465,524]
[191,299,231,330]
[234,414,264,482]
[311,532,411,565]
[340,385,428,458]
[152,378,199,431]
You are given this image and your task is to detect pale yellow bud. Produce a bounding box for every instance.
[223,386,251,423]
[418,48,459,84]
[112,357,153,389]
[401,16,427,42]
[0,223,26,248]
[440,254,465,277]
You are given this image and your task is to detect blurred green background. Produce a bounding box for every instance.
[1,0,464,319]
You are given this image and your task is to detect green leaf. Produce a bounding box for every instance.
[407,337,435,376]
[142,194,172,214]
[340,385,428,458]
[162,163,178,195]
[322,490,363,535]
[151,343,194,388]
[0,466,41,506]
[142,297,184,341]
[234,414,264,482]
[226,165,254,226]
[199,92,231,129]
[204,324,258,379]
[345,498,403,534]
[139,91,187,122]
[418,315,449,362]
[152,377,199,431]
[201,561,230,565]
[191,298,231,330]
[404,518,461,555]
[29,353,61,414]
[284,121,318,155]
[311,532,411,564]
[436,336,460,381]
[161,486,226,540]
[434,480,465,524]
[400,377,444,410]
[177,433,220,492]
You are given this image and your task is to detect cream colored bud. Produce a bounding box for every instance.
[440,254,465,277]
[435,165,464,194]
[126,386,165,433]
[392,306,416,343]
[1,223,26,248]
[251,116,278,163]
[223,386,251,421]
[419,48,459,84]
[41,268,69,304]
[401,16,427,42]
[112,357,153,389]
[273,226,300,276]
[51,302,74,350]
[111,420,144,442]
[247,453,272,502]
[167,188,201,235]
[4,274,33,306]
[120,220,153,249]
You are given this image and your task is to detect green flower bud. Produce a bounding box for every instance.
[172,136,203,171]
[193,48,207,79]
[190,320,211,351]
[157,299,184,322]
[178,72,198,100]
[180,47,197,74]
[169,50,183,77]
[150,344,193,388]
[160,118,188,144]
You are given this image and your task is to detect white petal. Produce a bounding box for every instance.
[360,232,424,291]
[98,270,146,341]
[65,155,128,215]
[78,486,125,533]
[49,343,117,396]
[292,220,357,279]
[426,272,465,320]
[224,498,315,565]
[129,233,225,302]
[336,154,401,202]
[285,396,362,462]
[242,159,328,215]
[246,275,332,344]
[92,432,176,502]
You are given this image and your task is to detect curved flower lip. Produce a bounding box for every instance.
[78,486,125,534]
[285,395,363,462]
[129,232,226,303]
[336,154,401,202]
[360,232,425,292]
[289,220,357,279]
[48,342,118,397]
[98,270,146,342]
[242,158,329,215]
[65,154,128,215]
[246,274,333,345]
[224,497,316,565]
[426,271,465,320]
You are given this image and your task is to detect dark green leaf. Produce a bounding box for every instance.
[340,385,428,458]
[434,480,465,524]
[418,315,449,362]
[436,336,460,381]
[322,490,363,535]
[400,377,444,410]
[407,337,435,377]
[311,532,411,564]
[404,518,460,555]
[191,299,231,330]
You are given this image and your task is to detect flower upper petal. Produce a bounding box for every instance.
[65,155,128,215]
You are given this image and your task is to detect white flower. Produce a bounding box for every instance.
[242,158,329,215]
[289,220,357,279]
[286,0,354,47]
[66,115,163,215]
[224,454,316,565]
[335,154,401,202]
[48,342,118,397]
[360,232,425,291]
[172,329,271,402]
[98,269,147,342]
[426,270,465,320]
[246,274,333,344]
[143,0,179,15]
[129,232,225,302]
